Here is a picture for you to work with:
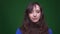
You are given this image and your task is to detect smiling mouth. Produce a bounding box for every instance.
[32,18,37,20]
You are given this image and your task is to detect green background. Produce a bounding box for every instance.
[0,0,59,34]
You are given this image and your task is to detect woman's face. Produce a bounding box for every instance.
[29,4,41,23]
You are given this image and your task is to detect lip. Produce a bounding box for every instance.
[32,18,37,20]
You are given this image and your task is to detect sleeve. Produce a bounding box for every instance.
[48,28,53,34]
[16,28,22,34]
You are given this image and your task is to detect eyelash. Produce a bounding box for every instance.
[29,11,40,14]
[37,11,40,13]
[29,11,33,14]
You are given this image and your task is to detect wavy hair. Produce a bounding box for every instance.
[20,2,48,34]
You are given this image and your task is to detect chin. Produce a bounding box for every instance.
[32,20,38,23]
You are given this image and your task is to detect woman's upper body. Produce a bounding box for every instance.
[17,2,52,34]
[16,27,52,34]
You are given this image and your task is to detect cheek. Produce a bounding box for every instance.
[29,14,33,19]
[37,13,41,18]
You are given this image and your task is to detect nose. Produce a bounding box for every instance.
[33,12,37,17]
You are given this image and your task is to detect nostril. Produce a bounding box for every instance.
[33,14,37,17]
[33,12,37,17]
[33,15,36,17]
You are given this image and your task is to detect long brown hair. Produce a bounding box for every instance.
[20,2,48,34]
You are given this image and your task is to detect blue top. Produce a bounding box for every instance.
[16,28,52,34]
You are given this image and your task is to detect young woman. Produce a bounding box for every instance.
[16,2,52,34]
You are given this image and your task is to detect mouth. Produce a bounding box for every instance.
[32,18,37,20]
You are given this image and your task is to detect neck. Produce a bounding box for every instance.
[29,22,40,28]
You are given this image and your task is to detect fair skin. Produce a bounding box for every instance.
[29,4,41,23]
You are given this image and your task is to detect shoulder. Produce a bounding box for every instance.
[16,27,52,34]
[16,27,22,34]
[48,28,53,34]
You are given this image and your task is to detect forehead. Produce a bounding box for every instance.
[33,4,40,10]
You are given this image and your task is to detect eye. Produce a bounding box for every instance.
[36,10,40,13]
[29,11,33,14]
